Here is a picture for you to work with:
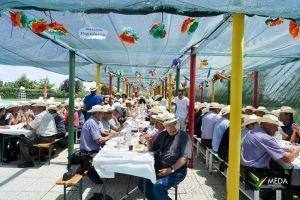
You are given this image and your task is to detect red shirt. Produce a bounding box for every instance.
[64,111,79,127]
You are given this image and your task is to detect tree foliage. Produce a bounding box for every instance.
[59,78,83,93]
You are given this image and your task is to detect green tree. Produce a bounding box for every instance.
[37,76,55,89]
[13,74,37,89]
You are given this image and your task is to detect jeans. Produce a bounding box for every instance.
[178,118,187,131]
[138,167,187,200]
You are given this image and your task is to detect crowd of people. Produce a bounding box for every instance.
[1,85,299,199]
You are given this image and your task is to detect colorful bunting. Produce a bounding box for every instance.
[289,19,300,38]
[48,22,69,36]
[212,72,229,82]
[207,67,211,79]
[10,11,28,28]
[181,18,199,35]
[149,22,167,39]
[265,17,284,27]
[27,19,47,34]
[172,58,181,68]
[119,27,139,44]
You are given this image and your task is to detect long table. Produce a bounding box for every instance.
[93,135,156,199]
[0,125,33,164]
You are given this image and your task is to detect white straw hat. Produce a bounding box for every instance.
[279,106,295,114]
[88,105,104,113]
[102,104,114,112]
[48,104,58,111]
[149,106,167,115]
[271,109,280,117]
[209,102,221,109]
[254,106,268,113]
[0,105,6,110]
[32,99,46,107]
[242,114,261,127]
[221,106,230,116]
[89,82,98,92]
[259,114,284,126]
[6,102,20,110]
[244,106,255,111]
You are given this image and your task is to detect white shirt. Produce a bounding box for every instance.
[30,110,57,137]
[174,96,189,119]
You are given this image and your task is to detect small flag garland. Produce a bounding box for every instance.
[265,17,284,27]
[289,18,300,38]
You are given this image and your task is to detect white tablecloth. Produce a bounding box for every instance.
[93,141,156,183]
[0,124,33,136]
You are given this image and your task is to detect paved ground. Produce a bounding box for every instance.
[0,145,228,200]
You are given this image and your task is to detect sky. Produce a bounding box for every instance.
[0,65,92,89]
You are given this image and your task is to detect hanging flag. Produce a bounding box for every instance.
[43,81,47,98]
[148,68,157,77]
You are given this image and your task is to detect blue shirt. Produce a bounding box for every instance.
[201,112,221,140]
[80,117,101,152]
[241,127,286,168]
[84,93,103,118]
[212,117,230,152]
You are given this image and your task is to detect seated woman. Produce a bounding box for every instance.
[99,105,120,135]
[48,105,66,139]
[138,115,192,200]
[0,105,8,127]
[6,103,23,125]
[62,101,79,131]
[22,103,34,123]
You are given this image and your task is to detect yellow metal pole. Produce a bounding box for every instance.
[211,81,215,102]
[168,74,173,112]
[227,13,244,200]
[96,65,101,94]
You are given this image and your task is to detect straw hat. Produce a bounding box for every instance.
[75,101,82,110]
[149,106,167,115]
[242,114,261,127]
[254,106,268,113]
[21,102,31,106]
[0,105,6,110]
[32,99,46,107]
[271,109,280,117]
[154,95,162,101]
[6,102,20,110]
[221,106,230,116]
[279,106,295,114]
[48,104,58,111]
[163,113,178,126]
[102,104,114,112]
[259,114,284,126]
[46,97,56,105]
[89,83,98,92]
[88,105,104,113]
[201,107,210,116]
[244,106,255,111]
[209,102,221,109]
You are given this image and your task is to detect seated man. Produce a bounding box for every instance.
[99,105,121,135]
[253,106,268,117]
[139,115,192,200]
[201,102,222,149]
[19,101,58,168]
[80,105,118,184]
[48,105,66,139]
[212,106,230,152]
[241,114,299,169]
[279,106,295,140]
[0,105,8,127]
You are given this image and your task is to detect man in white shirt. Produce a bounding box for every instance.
[174,90,189,131]
[18,101,57,168]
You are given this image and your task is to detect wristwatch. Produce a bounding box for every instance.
[170,166,175,173]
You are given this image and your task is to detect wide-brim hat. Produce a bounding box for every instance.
[271,109,280,117]
[221,106,230,116]
[242,114,261,127]
[259,114,284,126]
[163,118,178,126]
[201,107,210,116]
[75,101,82,110]
[149,106,167,115]
[21,102,31,106]
[0,105,6,110]
[6,102,20,110]
[88,105,104,113]
[254,106,268,114]
[244,106,255,111]
[48,104,58,111]
[102,105,115,112]
[154,95,162,101]
[89,83,98,92]
[209,102,221,109]
[279,106,295,114]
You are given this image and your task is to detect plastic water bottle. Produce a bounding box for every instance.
[276,127,283,146]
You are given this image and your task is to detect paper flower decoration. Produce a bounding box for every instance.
[48,22,69,36]
[172,58,180,68]
[181,18,199,34]
[119,27,139,44]
[181,82,187,88]
[27,19,47,34]
[149,22,167,39]
[289,19,300,38]
[212,72,229,82]
[265,18,284,27]
[10,11,28,28]
[200,60,208,67]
